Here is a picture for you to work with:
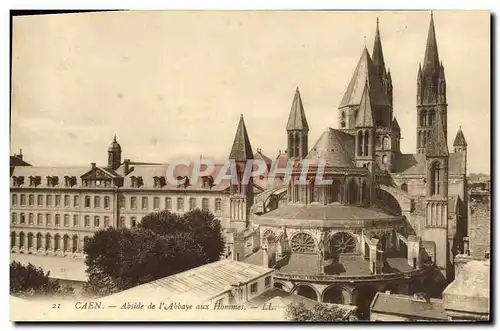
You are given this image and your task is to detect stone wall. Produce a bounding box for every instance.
[468,192,490,260]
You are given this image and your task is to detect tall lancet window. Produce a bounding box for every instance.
[430,162,441,196]
[357,131,363,156]
[294,133,300,157]
[364,130,369,156]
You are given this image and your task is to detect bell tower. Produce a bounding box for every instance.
[108,135,122,170]
[286,87,309,159]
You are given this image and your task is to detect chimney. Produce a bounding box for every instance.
[124,159,130,175]
[18,149,23,161]
[91,162,96,169]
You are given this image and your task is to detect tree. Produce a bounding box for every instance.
[10,261,74,298]
[84,209,225,297]
[286,302,348,321]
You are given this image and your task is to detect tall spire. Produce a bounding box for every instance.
[372,16,386,78]
[423,11,440,76]
[229,115,254,161]
[453,126,467,147]
[286,87,309,131]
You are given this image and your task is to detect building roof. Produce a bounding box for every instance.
[229,115,254,161]
[100,260,273,303]
[392,153,465,175]
[118,163,232,192]
[286,87,309,131]
[10,156,31,167]
[442,258,490,315]
[339,47,389,108]
[422,12,440,77]
[355,80,375,127]
[10,253,87,282]
[392,117,401,132]
[372,18,386,78]
[453,126,467,147]
[371,292,448,320]
[254,149,273,165]
[305,128,355,168]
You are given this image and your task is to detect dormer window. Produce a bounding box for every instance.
[28,176,41,187]
[177,176,190,188]
[46,176,58,187]
[153,176,166,188]
[12,176,24,187]
[130,176,144,188]
[202,176,214,189]
[64,176,77,187]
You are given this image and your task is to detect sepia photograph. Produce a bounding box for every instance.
[9,9,490,322]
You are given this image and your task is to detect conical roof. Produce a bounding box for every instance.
[286,87,309,131]
[423,12,440,76]
[372,17,386,78]
[229,115,254,161]
[453,126,467,147]
[392,117,401,131]
[305,128,354,167]
[355,80,374,127]
[339,47,389,109]
[426,115,449,157]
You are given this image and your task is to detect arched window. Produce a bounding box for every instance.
[19,232,25,248]
[401,183,408,192]
[330,232,356,254]
[383,136,390,150]
[341,112,346,128]
[382,155,388,167]
[291,233,316,253]
[10,232,15,249]
[428,111,434,126]
[430,162,441,196]
[420,110,426,126]
[45,233,52,250]
[330,179,341,203]
[357,131,363,156]
[423,132,427,148]
[364,130,369,156]
[54,234,60,251]
[294,132,300,157]
[36,233,42,250]
[417,131,422,148]
[72,235,78,253]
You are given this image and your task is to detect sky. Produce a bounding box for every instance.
[11,10,490,174]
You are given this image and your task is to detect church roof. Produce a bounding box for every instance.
[229,115,254,161]
[392,117,401,131]
[305,128,355,167]
[425,118,449,157]
[339,47,389,109]
[355,80,375,127]
[453,126,467,146]
[372,17,386,78]
[286,87,309,131]
[392,153,465,175]
[422,12,440,76]
[254,148,273,164]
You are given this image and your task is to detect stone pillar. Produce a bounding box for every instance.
[407,235,421,269]
[368,238,379,274]
[454,253,473,279]
[262,241,269,267]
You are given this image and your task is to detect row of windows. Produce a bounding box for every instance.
[11,194,111,209]
[12,194,224,213]
[11,212,114,229]
[119,196,222,213]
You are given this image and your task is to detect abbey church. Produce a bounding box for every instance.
[225,13,470,311]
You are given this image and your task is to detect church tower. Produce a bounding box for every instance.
[286,87,309,159]
[424,110,450,278]
[417,12,447,154]
[108,135,122,170]
[354,79,376,171]
[228,115,254,230]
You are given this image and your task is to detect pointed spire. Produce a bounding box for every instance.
[453,126,467,147]
[392,117,400,131]
[426,113,449,157]
[113,134,117,142]
[423,11,440,75]
[286,87,309,131]
[355,80,374,127]
[339,46,389,108]
[372,16,386,78]
[229,114,254,161]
